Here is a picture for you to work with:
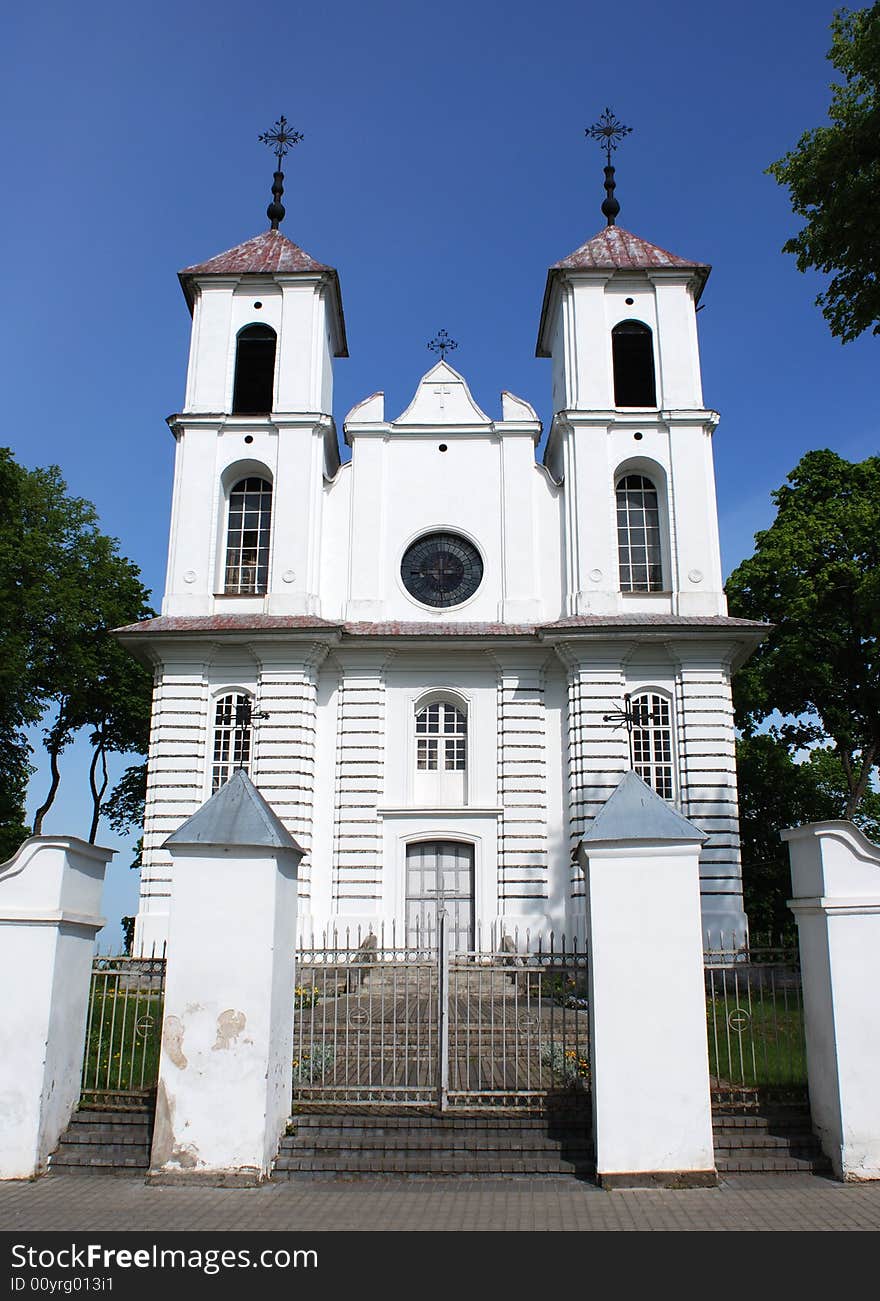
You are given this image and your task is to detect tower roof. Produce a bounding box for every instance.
[551,225,709,277]
[181,229,331,278]
[536,225,710,356]
[178,229,348,354]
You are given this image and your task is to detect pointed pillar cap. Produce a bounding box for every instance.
[164,770,304,856]
[580,770,706,848]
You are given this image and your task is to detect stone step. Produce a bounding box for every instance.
[273,1153,594,1177]
[715,1154,831,1174]
[49,1106,154,1175]
[290,1112,590,1130]
[283,1132,592,1152]
[718,1134,822,1155]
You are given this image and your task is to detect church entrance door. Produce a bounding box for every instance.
[405,841,474,953]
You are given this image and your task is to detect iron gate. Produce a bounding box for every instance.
[81,953,166,1108]
[292,915,590,1108]
[705,938,807,1110]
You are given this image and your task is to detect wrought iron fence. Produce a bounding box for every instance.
[704,936,806,1110]
[80,952,166,1108]
[292,919,590,1110]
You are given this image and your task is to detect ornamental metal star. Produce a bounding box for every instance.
[428,329,458,362]
[586,108,632,165]
[258,115,304,163]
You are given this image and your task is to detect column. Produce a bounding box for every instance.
[578,771,715,1187]
[150,771,303,1184]
[0,837,111,1179]
[784,820,880,1181]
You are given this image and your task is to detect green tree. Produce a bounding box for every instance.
[102,762,147,871]
[0,449,153,850]
[767,3,880,341]
[737,734,880,935]
[727,449,880,818]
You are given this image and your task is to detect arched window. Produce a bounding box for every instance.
[631,692,674,800]
[212,692,253,792]
[224,477,272,594]
[616,474,663,592]
[414,699,467,805]
[232,324,277,414]
[612,320,656,407]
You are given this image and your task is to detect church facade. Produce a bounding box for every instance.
[122,213,765,956]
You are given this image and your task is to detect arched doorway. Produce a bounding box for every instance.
[405,841,474,952]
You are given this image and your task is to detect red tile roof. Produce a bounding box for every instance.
[552,226,709,276]
[116,613,766,637]
[180,230,331,278]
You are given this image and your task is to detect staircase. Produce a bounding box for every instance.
[49,1107,153,1175]
[713,1106,832,1176]
[274,1107,595,1179]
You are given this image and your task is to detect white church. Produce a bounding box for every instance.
[122,141,765,957]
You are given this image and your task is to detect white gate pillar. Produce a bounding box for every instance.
[577,772,716,1187]
[0,837,111,1180]
[784,820,880,1181]
[149,771,303,1185]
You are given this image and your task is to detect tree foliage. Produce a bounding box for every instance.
[737,734,880,935]
[0,449,154,854]
[727,449,880,818]
[767,3,880,341]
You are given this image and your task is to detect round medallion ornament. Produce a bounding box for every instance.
[688,569,704,584]
[183,570,196,584]
[401,532,483,608]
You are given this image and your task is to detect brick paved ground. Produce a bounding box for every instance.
[1,1173,880,1231]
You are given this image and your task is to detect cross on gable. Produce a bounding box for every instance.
[432,385,452,408]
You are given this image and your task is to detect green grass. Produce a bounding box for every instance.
[82,986,164,1096]
[706,995,807,1088]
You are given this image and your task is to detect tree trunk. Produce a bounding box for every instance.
[88,735,110,844]
[845,744,877,819]
[32,730,65,835]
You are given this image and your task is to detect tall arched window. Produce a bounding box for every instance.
[224,476,272,594]
[414,700,467,805]
[232,324,277,414]
[631,692,674,800]
[616,474,663,592]
[212,692,253,792]
[612,320,656,407]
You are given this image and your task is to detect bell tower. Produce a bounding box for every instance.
[538,111,725,620]
[162,119,347,619]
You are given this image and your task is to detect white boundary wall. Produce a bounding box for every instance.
[0,837,111,1179]
[784,820,880,1181]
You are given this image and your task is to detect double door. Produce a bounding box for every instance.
[405,840,474,952]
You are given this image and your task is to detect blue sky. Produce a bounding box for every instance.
[3,0,877,945]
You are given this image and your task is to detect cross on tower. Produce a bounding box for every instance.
[427,329,458,363]
[586,108,632,228]
[258,115,304,231]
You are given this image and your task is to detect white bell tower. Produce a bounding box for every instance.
[162,124,347,620]
[537,133,726,620]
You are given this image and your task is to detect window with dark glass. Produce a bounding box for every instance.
[212,692,253,792]
[631,692,674,800]
[616,474,663,592]
[224,477,272,594]
[612,320,656,407]
[415,702,467,772]
[232,324,277,414]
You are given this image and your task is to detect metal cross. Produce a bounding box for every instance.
[258,115,304,163]
[586,107,631,166]
[427,329,458,362]
[603,693,636,768]
[258,116,303,231]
